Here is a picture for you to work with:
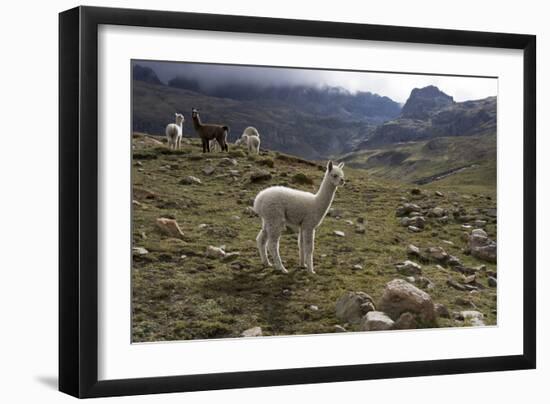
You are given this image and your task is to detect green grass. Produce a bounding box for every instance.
[132,133,497,342]
[341,134,496,192]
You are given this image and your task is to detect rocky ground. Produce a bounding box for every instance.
[131,133,497,342]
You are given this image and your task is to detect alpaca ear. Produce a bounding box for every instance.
[328,161,333,171]
[338,162,345,169]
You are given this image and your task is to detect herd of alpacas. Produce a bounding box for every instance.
[164,109,346,274]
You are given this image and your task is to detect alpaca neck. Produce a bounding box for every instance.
[315,173,337,216]
[192,115,202,130]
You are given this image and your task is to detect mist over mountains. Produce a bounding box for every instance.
[131,64,496,160]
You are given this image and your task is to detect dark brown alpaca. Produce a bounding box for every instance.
[191,108,229,153]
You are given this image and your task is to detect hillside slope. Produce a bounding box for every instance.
[132,79,399,160]
[131,135,497,342]
[342,134,496,191]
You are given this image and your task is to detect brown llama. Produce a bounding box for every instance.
[191,108,229,153]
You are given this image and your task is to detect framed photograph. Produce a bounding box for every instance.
[59,6,536,398]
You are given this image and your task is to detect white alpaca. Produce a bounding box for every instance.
[165,113,184,150]
[236,127,261,154]
[253,161,345,274]
[243,126,260,138]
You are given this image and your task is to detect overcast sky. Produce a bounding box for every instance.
[136,60,497,104]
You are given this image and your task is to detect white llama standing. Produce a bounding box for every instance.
[253,161,345,274]
[235,127,261,154]
[165,113,184,150]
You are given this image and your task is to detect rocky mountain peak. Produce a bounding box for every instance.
[401,85,455,119]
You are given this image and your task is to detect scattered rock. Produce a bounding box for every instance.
[378,279,436,323]
[468,229,497,263]
[309,305,319,311]
[411,188,422,195]
[407,244,421,256]
[179,175,202,185]
[250,170,272,182]
[416,276,435,290]
[241,326,262,337]
[400,216,426,228]
[471,228,487,238]
[132,246,149,255]
[474,219,487,227]
[488,276,497,287]
[396,203,421,217]
[205,245,226,258]
[333,230,345,237]
[202,166,216,176]
[333,325,347,332]
[447,255,462,267]
[395,260,422,276]
[352,264,363,270]
[447,278,467,291]
[423,246,449,263]
[360,311,395,331]
[335,292,376,324]
[430,207,446,217]
[355,224,366,234]
[408,225,422,233]
[434,303,450,318]
[218,157,238,167]
[392,312,417,330]
[155,217,185,238]
[357,217,365,224]
[463,274,477,284]
[461,310,486,327]
[435,191,444,197]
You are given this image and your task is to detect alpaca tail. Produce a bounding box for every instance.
[252,191,263,215]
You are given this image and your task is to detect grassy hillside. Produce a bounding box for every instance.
[131,134,497,342]
[341,134,496,192]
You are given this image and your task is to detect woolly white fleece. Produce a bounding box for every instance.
[165,113,184,150]
[253,161,345,273]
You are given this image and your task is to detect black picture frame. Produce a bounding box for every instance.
[59,5,536,398]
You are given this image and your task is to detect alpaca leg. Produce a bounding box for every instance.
[266,224,287,273]
[217,138,224,153]
[201,139,206,153]
[256,226,270,267]
[298,229,306,268]
[303,229,316,274]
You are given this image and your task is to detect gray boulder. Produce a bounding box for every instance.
[335,291,376,324]
[378,279,436,323]
[360,311,394,331]
[395,260,422,276]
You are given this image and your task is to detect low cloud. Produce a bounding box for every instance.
[135,60,497,103]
